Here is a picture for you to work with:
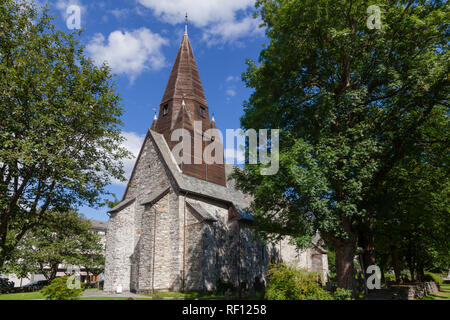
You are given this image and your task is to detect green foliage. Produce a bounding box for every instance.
[40,276,84,300]
[0,0,131,267]
[265,264,331,300]
[7,211,104,281]
[230,0,449,290]
[327,248,336,277]
[384,273,396,282]
[215,278,235,295]
[333,288,353,300]
[424,272,443,285]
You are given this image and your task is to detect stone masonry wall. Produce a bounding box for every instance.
[390,282,440,300]
[136,192,181,293]
[105,133,179,293]
[104,200,135,292]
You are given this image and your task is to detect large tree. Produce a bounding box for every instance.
[6,211,104,282]
[0,0,130,268]
[231,0,448,292]
[374,111,450,283]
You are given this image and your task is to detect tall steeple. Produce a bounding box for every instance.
[153,22,226,186]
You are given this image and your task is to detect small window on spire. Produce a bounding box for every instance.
[163,104,169,116]
[200,106,205,118]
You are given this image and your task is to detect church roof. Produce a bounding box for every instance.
[110,129,252,220]
[108,197,135,214]
[186,201,217,222]
[153,28,226,186]
[88,219,108,232]
[160,32,207,106]
[149,129,253,220]
[140,186,170,206]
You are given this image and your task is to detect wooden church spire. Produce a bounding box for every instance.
[153,23,226,186]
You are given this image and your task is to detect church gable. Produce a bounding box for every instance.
[123,131,175,202]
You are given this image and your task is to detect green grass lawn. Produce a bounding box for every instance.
[145,291,264,300]
[144,291,222,298]
[0,291,155,300]
[418,284,450,300]
[0,291,45,300]
[0,289,260,300]
[79,297,153,300]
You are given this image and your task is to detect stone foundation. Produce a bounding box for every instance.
[390,282,440,300]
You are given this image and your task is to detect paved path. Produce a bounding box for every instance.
[82,290,151,299]
[80,290,223,300]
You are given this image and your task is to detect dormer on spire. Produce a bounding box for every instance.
[151,108,158,130]
[210,113,217,130]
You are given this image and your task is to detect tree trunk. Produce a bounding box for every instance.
[49,263,58,282]
[406,255,415,283]
[0,255,5,271]
[390,245,401,284]
[416,263,424,282]
[335,240,356,295]
[358,229,376,272]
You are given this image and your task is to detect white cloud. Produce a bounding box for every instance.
[86,28,169,82]
[226,75,239,82]
[225,75,240,101]
[109,8,130,19]
[203,16,264,46]
[137,0,264,45]
[137,0,253,26]
[226,88,236,97]
[113,131,145,186]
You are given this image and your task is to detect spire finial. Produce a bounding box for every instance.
[185,13,188,35]
[212,111,215,122]
[152,108,157,120]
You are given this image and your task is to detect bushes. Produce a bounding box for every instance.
[333,288,353,300]
[423,272,443,285]
[265,264,332,300]
[384,273,396,282]
[215,278,235,295]
[40,276,84,300]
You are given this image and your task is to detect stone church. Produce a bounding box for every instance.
[104,26,328,294]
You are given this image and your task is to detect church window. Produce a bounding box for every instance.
[163,104,169,116]
[200,106,205,118]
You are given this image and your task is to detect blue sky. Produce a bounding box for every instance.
[33,0,267,221]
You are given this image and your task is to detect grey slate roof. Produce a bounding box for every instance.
[108,197,135,214]
[312,233,328,254]
[149,130,253,220]
[140,186,170,205]
[88,219,108,232]
[186,201,217,222]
